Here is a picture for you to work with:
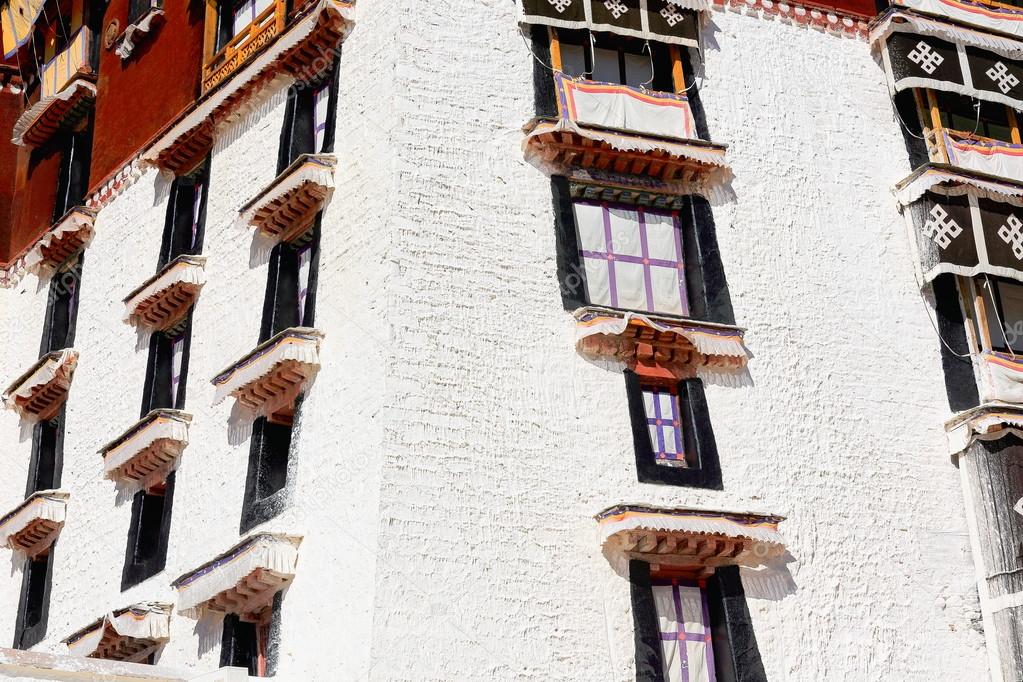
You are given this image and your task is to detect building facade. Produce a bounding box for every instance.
[0,0,1016,679]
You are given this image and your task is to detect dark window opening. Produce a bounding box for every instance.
[625,372,721,488]
[216,0,274,53]
[979,276,1023,354]
[129,0,159,25]
[26,411,63,496]
[554,29,676,92]
[934,91,1013,142]
[277,61,341,173]
[219,593,281,677]
[121,474,175,590]
[14,550,53,650]
[258,222,320,343]
[141,322,192,417]
[53,124,93,222]
[240,407,299,532]
[40,257,82,355]
[159,161,209,268]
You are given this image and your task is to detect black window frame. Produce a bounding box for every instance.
[276,57,341,174]
[554,28,675,92]
[630,560,767,682]
[53,122,93,223]
[219,592,282,677]
[25,407,65,496]
[159,161,210,269]
[13,548,54,650]
[933,90,1014,142]
[551,177,735,325]
[140,318,193,418]
[39,256,83,356]
[258,220,320,343]
[120,473,176,590]
[240,398,302,533]
[625,371,721,489]
[128,0,160,25]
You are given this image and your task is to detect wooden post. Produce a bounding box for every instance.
[924,89,949,163]
[1009,106,1021,144]
[670,45,685,94]
[548,27,562,73]
[203,0,219,66]
[970,276,995,351]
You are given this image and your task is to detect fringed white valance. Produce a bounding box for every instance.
[23,207,96,275]
[597,504,786,574]
[946,403,1023,455]
[574,307,752,387]
[0,490,68,558]
[12,77,96,147]
[894,0,1023,41]
[100,409,192,488]
[894,164,1023,206]
[123,255,206,331]
[666,0,710,9]
[871,8,1023,59]
[976,351,1023,404]
[141,0,355,172]
[172,533,302,619]
[64,602,171,661]
[211,327,323,418]
[3,349,79,421]
[523,119,734,205]
[237,154,336,243]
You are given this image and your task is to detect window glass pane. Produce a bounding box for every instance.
[171,336,185,409]
[642,386,686,467]
[652,580,713,682]
[987,279,1023,353]
[297,246,313,326]
[560,44,587,78]
[623,51,651,88]
[313,85,330,154]
[233,0,255,37]
[591,47,620,84]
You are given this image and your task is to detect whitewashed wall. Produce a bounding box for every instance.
[0,0,990,679]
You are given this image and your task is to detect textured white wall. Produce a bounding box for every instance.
[0,0,991,680]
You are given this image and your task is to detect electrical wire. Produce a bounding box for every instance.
[919,287,973,359]
[984,274,1017,358]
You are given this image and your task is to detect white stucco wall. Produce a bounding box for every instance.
[0,0,991,680]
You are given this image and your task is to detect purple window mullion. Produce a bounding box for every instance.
[673,213,690,317]
[601,203,618,309]
[638,207,655,313]
[652,389,666,458]
[669,389,683,456]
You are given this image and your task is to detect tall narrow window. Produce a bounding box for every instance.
[979,277,1023,354]
[159,163,209,268]
[651,577,715,681]
[14,550,53,649]
[53,125,93,221]
[121,475,175,589]
[241,409,297,531]
[573,201,689,317]
[40,257,82,355]
[277,64,340,172]
[259,224,320,343]
[642,385,686,468]
[140,323,192,416]
[25,412,63,496]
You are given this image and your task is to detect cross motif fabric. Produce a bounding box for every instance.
[652,579,716,682]
[660,3,684,26]
[987,61,1021,95]
[604,0,629,18]
[923,204,963,249]
[547,0,573,12]
[999,214,1023,261]
[908,41,944,75]
[574,202,690,317]
[643,386,686,467]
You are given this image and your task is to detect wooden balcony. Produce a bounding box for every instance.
[0,491,69,558]
[3,350,79,422]
[201,0,287,93]
[926,128,1023,186]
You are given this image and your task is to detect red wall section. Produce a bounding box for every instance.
[89,0,206,191]
[804,0,878,18]
[0,86,23,263]
[7,140,62,262]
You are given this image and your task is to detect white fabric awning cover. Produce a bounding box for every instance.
[237,153,336,235]
[3,349,79,421]
[894,163,1023,206]
[23,207,96,274]
[211,327,323,413]
[946,402,1023,455]
[64,602,171,659]
[123,255,206,328]
[172,533,302,619]
[895,0,1023,41]
[100,409,192,485]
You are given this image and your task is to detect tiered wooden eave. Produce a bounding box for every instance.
[25,207,97,275]
[123,255,206,332]
[63,603,171,662]
[100,409,192,485]
[211,327,323,417]
[14,75,97,148]
[238,154,336,242]
[0,491,69,557]
[3,350,79,422]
